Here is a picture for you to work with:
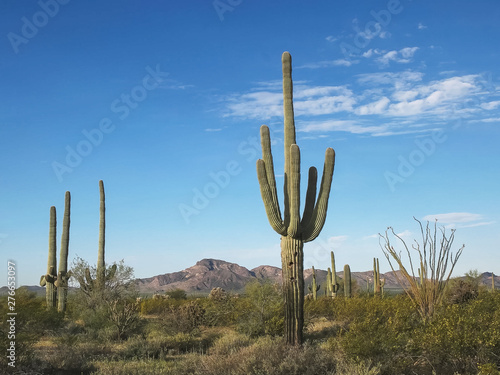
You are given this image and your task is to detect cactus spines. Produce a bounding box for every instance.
[257,52,335,345]
[54,191,71,313]
[308,266,320,300]
[97,179,106,290]
[41,206,58,309]
[344,264,351,298]
[330,251,340,297]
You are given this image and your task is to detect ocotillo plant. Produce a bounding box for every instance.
[330,251,340,297]
[54,192,71,313]
[40,206,57,309]
[256,52,335,345]
[308,266,320,300]
[344,264,351,298]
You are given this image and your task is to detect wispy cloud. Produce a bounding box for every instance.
[423,212,482,223]
[418,23,428,30]
[221,71,499,137]
[298,59,358,69]
[375,47,419,66]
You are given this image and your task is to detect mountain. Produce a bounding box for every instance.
[136,258,274,293]
[135,258,416,294]
[3,259,499,296]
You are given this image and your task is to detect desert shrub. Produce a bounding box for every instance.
[203,289,238,327]
[329,295,418,374]
[412,292,500,374]
[165,288,188,300]
[0,288,64,371]
[235,280,283,337]
[209,331,253,355]
[197,336,337,375]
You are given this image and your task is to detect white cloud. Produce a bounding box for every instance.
[298,59,358,69]
[326,35,338,43]
[355,97,390,115]
[481,101,500,110]
[418,23,427,30]
[422,212,483,223]
[205,128,222,132]
[376,47,419,65]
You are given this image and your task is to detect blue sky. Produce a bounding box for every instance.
[1,0,499,286]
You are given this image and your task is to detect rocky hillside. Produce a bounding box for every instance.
[3,260,498,296]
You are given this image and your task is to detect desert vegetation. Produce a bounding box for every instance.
[1,269,499,374]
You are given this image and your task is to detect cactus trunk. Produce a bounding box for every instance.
[56,192,71,313]
[45,206,57,309]
[256,52,336,345]
[97,180,106,290]
[344,264,351,298]
[281,236,304,345]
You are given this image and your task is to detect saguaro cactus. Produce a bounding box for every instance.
[78,180,116,296]
[97,179,106,290]
[54,192,71,313]
[308,266,320,300]
[256,52,335,345]
[40,206,58,309]
[374,257,381,295]
[344,264,351,298]
[330,251,340,297]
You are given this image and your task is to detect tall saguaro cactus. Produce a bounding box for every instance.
[97,179,106,290]
[41,206,58,309]
[54,192,71,313]
[256,52,336,345]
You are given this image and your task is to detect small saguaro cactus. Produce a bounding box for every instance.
[308,266,320,300]
[493,272,496,292]
[374,257,382,296]
[344,264,351,298]
[54,191,71,313]
[256,52,335,345]
[40,206,58,309]
[327,267,332,295]
[330,251,340,297]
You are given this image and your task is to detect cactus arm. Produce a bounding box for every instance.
[257,160,287,235]
[97,180,106,289]
[301,167,317,227]
[260,125,281,210]
[288,144,301,237]
[302,148,335,242]
[40,276,46,287]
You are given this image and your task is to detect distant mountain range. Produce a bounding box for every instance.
[2,258,499,296]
